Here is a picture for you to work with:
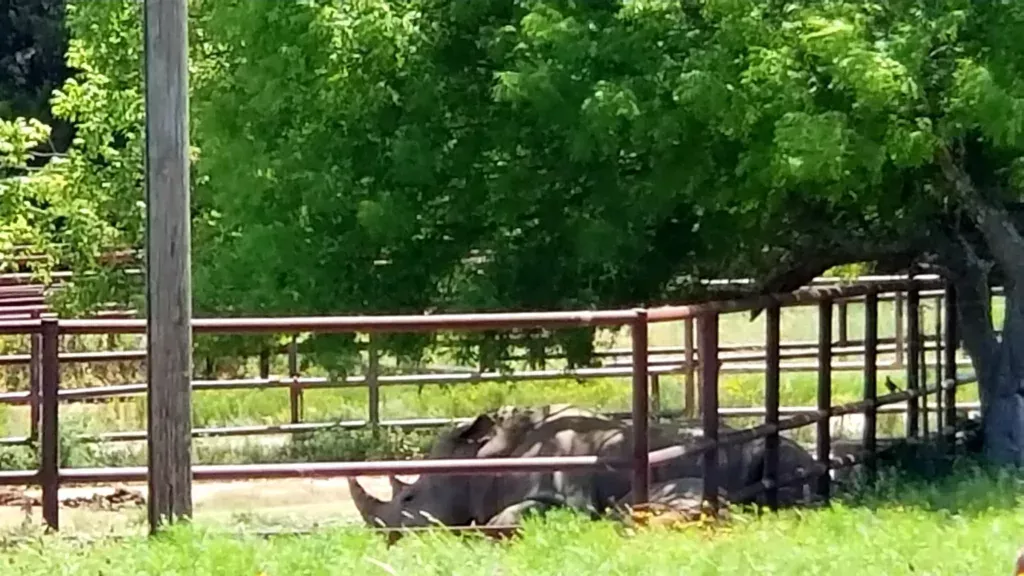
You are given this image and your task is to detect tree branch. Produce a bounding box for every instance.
[734,217,929,320]
[931,228,1000,405]
[936,145,1024,280]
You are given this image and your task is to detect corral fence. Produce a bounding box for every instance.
[0,274,987,445]
[0,277,977,536]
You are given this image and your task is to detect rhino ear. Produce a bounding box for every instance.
[458,414,496,441]
[389,475,412,494]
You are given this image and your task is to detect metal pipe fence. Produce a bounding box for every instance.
[0,280,978,444]
[0,276,979,534]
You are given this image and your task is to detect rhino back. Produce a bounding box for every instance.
[471,415,632,519]
[477,404,607,458]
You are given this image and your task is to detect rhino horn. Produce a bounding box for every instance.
[349,477,387,526]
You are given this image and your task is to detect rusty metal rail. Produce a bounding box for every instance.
[55,455,634,485]
[0,338,964,370]
[0,337,972,446]
[0,399,980,446]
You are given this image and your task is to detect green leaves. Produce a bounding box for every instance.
[771,111,853,186]
[0,117,57,273]
[9,0,1024,365]
[884,117,938,168]
[0,117,50,167]
[948,58,1024,149]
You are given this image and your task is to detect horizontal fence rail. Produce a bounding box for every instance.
[0,276,982,535]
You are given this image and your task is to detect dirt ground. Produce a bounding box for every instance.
[0,475,407,536]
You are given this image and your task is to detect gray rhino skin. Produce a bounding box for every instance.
[616,435,818,511]
[349,404,816,529]
[484,406,819,509]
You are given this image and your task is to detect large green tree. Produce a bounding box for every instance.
[15,0,1024,463]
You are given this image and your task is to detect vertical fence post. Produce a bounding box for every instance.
[40,317,59,531]
[764,303,781,511]
[649,374,661,417]
[287,335,301,424]
[630,309,650,506]
[258,348,270,380]
[367,335,381,436]
[894,290,905,368]
[144,0,194,532]
[837,300,849,347]
[934,296,943,432]
[943,283,958,434]
[698,312,720,511]
[906,283,920,438]
[683,319,696,419]
[920,302,929,437]
[863,289,878,483]
[816,298,833,503]
[28,311,41,442]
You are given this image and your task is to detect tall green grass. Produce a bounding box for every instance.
[3,464,1024,575]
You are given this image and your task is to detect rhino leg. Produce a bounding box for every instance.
[771,438,817,506]
[485,500,549,526]
[616,478,718,511]
[486,500,549,526]
[484,494,575,526]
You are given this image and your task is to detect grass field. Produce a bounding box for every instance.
[3,464,1023,575]
[0,296,988,469]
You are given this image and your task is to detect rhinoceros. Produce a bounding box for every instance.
[477,405,819,509]
[348,403,816,529]
[463,404,817,507]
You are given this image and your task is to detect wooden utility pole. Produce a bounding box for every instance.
[144,0,193,532]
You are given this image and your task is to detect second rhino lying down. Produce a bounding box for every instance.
[349,404,817,529]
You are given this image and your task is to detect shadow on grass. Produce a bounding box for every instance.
[836,430,1024,518]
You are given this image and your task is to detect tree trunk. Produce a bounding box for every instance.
[982,280,1024,465]
[946,249,1019,463]
[938,147,1024,465]
[957,273,1024,465]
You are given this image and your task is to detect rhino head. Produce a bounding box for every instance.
[349,412,500,529]
[348,404,617,530]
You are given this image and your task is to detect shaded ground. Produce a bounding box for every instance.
[0,475,400,535]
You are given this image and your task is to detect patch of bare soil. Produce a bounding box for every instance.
[0,485,144,511]
[0,475,402,534]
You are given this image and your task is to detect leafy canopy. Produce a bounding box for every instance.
[10,0,1024,365]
